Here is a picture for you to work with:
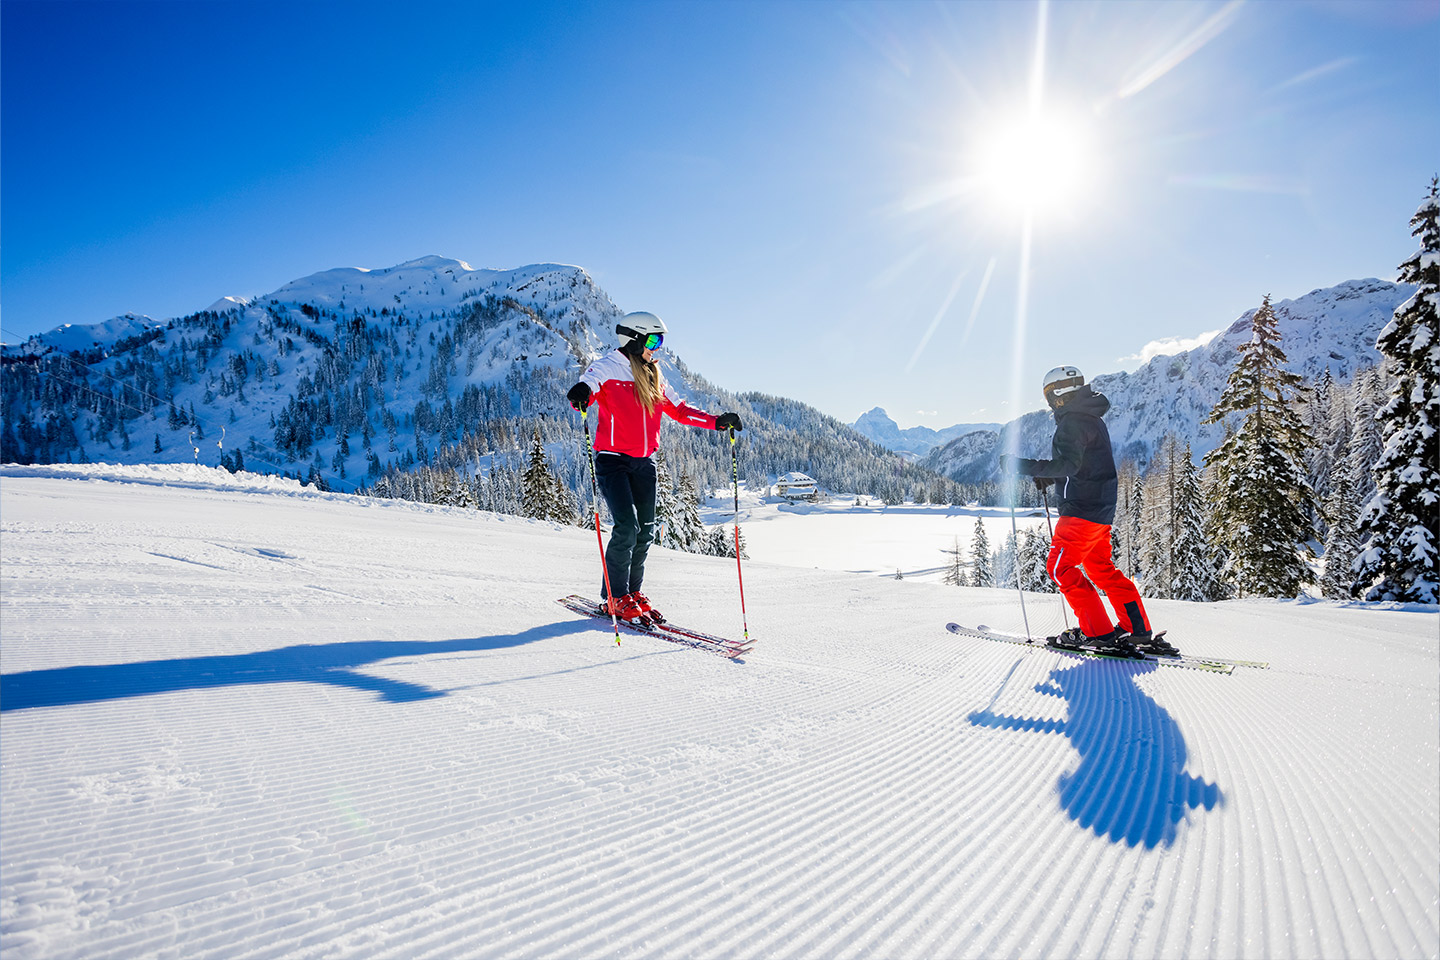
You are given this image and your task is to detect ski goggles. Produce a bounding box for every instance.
[642,332,664,351]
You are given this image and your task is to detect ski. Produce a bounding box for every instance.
[949,623,1265,670]
[558,596,754,659]
[946,623,1235,675]
[1118,630,1268,669]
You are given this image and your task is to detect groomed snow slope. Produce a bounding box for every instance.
[2,465,1436,960]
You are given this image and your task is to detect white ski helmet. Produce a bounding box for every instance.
[616,311,667,353]
[1041,365,1085,407]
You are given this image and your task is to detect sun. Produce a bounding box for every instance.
[973,109,1097,218]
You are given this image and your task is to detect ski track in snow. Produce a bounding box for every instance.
[1,465,1436,959]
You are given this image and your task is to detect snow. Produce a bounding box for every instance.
[714,489,1043,579]
[8,314,163,356]
[3,464,1437,959]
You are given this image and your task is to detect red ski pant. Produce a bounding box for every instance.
[1047,516,1150,639]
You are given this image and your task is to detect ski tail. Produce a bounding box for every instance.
[558,596,753,659]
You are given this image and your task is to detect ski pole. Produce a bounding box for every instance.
[1040,485,1071,632]
[728,428,751,644]
[582,409,621,645]
[1008,499,1033,642]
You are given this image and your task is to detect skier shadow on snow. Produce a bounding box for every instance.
[0,621,597,712]
[967,657,1223,849]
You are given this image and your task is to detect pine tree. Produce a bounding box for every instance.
[704,524,749,559]
[969,518,994,587]
[1019,527,1053,593]
[994,529,1019,589]
[1170,443,1226,602]
[1353,178,1440,603]
[1321,460,1364,600]
[653,448,680,548]
[943,535,967,586]
[1202,294,1318,597]
[1126,473,1146,583]
[521,425,557,520]
[1346,367,1387,505]
[1137,440,1179,600]
[1305,369,1340,529]
[674,474,707,553]
[549,474,577,525]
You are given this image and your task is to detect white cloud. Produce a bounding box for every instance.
[1117,329,1222,368]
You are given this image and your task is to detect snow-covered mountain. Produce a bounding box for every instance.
[6,256,615,368]
[2,256,615,477]
[0,256,959,504]
[851,407,1001,459]
[923,277,1414,483]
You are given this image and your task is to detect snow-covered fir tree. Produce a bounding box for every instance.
[969,518,994,587]
[673,474,707,554]
[1346,366,1388,506]
[1321,460,1365,600]
[1111,461,1141,574]
[1202,293,1318,598]
[1199,431,1236,599]
[1137,437,1181,600]
[1304,368,1343,536]
[1169,442,1226,602]
[1018,527,1054,593]
[943,536,967,586]
[993,529,1019,590]
[1353,178,1440,603]
[1126,472,1146,585]
[521,425,559,521]
[549,474,577,525]
[705,524,749,559]
[652,448,681,549]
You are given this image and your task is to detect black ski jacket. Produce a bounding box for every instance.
[1014,386,1119,525]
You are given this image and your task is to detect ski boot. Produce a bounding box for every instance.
[602,594,649,624]
[1124,630,1178,656]
[631,592,664,624]
[1049,627,1143,659]
[1048,627,1088,652]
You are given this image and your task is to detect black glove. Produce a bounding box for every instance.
[567,382,592,411]
[1033,476,1054,492]
[715,412,743,432]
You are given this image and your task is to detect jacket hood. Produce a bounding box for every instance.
[1054,384,1110,420]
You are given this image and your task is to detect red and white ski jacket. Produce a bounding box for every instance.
[578,350,716,457]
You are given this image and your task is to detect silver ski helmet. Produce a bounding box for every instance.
[616,311,667,355]
[1041,365,1085,408]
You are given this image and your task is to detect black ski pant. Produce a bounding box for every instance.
[595,452,657,600]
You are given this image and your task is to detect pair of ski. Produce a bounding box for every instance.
[946,623,1269,675]
[557,595,754,660]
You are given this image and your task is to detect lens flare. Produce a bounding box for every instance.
[974,109,1096,217]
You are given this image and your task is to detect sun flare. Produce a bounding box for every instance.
[973,110,1096,217]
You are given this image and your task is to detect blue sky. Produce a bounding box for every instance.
[3,0,1436,428]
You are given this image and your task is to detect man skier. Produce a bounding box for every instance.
[1002,366,1174,657]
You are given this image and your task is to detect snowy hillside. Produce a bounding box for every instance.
[3,464,1436,959]
[923,277,1414,482]
[1,257,618,480]
[1,256,964,506]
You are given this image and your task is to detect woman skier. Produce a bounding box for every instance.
[1003,366,1174,656]
[566,311,743,625]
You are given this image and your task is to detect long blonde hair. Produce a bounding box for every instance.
[629,352,662,414]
